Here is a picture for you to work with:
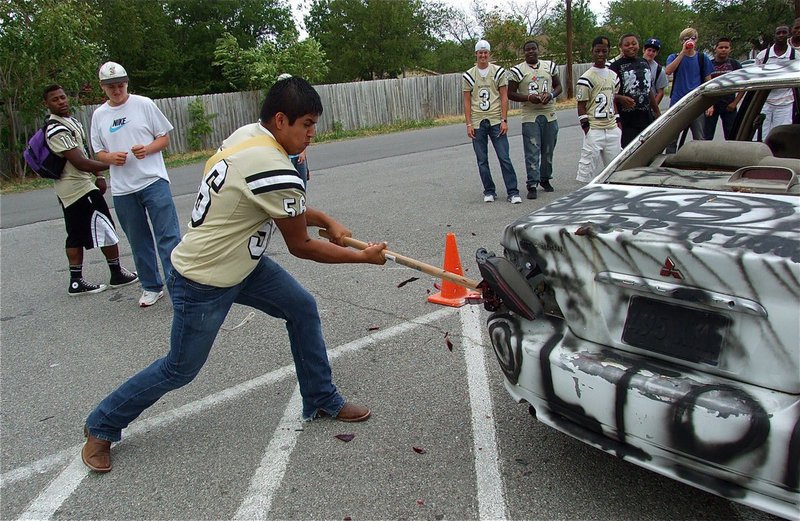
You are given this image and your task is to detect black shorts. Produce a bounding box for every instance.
[61,190,120,250]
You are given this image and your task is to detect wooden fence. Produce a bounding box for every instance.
[16,63,593,160]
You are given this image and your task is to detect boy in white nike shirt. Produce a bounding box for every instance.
[90,61,181,308]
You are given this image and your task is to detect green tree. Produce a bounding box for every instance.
[692,0,794,58]
[213,32,329,90]
[86,0,181,99]
[167,0,297,93]
[603,0,694,62]
[482,11,528,66]
[306,0,434,82]
[0,0,103,178]
[88,0,297,97]
[540,0,599,63]
[419,40,476,73]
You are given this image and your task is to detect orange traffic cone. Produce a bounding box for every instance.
[427,233,481,307]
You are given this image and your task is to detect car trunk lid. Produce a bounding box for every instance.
[503,185,800,393]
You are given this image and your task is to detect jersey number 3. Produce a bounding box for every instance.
[191,159,229,227]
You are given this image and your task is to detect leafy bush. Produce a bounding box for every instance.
[186,98,216,151]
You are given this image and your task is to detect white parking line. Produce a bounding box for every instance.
[17,455,86,521]
[461,305,507,521]
[8,307,456,520]
[233,384,304,521]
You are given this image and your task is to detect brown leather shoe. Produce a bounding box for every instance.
[335,402,371,422]
[82,426,112,473]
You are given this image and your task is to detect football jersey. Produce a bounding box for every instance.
[462,63,508,125]
[46,114,98,207]
[508,60,559,122]
[171,123,306,287]
[576,67,620,130]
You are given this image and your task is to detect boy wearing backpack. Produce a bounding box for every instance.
[664,28,713,153]
[42,85,138,295]
[642,38,668,110]
[755,24,799,138]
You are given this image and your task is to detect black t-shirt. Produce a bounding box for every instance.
[709,58,742,104]
[609,56,653,128]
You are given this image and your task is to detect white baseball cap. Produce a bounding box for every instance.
[475,40,491,52]
[277,73,292,81]
[98,62,128,85]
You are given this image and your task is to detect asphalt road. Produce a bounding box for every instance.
[0,113,778,520]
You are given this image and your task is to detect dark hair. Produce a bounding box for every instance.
[618,33,639,46]
[523,40,538,50]
[715,37,732,46]
[592,35,610,48]
[43,84,63,101]
[260,76,323,125]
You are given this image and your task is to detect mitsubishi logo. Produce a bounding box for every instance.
[660,257,683,279]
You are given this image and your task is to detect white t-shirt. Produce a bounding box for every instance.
[90,94,174,196]
[755,46,799,106]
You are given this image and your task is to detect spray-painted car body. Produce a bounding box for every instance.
[481,61,800,519]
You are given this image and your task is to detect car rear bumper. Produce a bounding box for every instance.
[488,313,800,519]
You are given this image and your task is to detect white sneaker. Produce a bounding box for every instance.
[483,194,495,203]
[139,290,164,307]
[508,195,523,204]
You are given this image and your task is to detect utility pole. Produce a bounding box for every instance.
[565,0,574,98]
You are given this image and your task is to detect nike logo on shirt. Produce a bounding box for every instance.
[109,117,127,133]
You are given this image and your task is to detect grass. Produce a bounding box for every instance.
[2,100,578,195]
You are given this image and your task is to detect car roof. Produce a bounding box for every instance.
[700,60,800,96]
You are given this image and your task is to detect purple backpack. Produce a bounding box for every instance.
[23,123,67,179]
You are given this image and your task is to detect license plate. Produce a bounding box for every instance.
[622,296,730,365]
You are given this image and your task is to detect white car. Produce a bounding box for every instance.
[477,61,800,519]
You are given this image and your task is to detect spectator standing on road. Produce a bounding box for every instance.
[791,18,800,51]
[755,25,799,138]
[643,38,668,112]
[290,150,310,185]
[43,85,138,296]
[90,62,182,308]
[609,34,661,147]
[575,36,621,183]
[463,39,522,204]
[507,40,562,200]
[664,28,713,152]
[703,38,744,140]
[81,77,388,474]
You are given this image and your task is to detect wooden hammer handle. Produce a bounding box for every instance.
[319,229,481,290]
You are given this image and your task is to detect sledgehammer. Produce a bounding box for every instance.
[319,229,481,290]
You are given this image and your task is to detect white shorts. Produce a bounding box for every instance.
[576,127,622,183]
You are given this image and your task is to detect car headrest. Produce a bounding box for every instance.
[765,124,800,159]
[663,141,773,170]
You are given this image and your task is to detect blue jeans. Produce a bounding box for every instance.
[704,101,737,140]
[666,113,705,154]
[291,155,309,185]
[472,120,519,197]
[85,257,345,442]
[113,179,181,292]
[521,117,559,187]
